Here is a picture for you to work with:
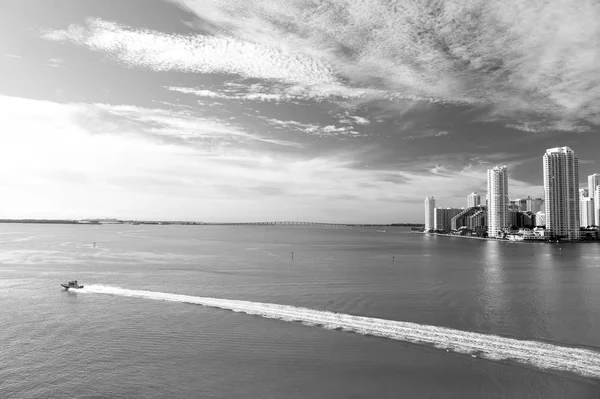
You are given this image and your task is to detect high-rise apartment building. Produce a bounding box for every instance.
[535,212,546,227]
[487,165,509,238]
[588,174,600,199]
[514,197,528,212]
[434,207,462,231]
[580,196,594,227]
[596,186,600,226]
[543,147,580,240]
[424,196,435,231]
[531,198,545,213]
[451,206,486,230]
[514,196,542,212]
[588,174,600,225]
[467,192,481,207]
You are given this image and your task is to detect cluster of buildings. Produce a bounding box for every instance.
[424,147,600,241]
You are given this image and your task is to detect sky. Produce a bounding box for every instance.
[0,0,599,223]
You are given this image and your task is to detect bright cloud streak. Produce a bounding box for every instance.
[42,18,337,86]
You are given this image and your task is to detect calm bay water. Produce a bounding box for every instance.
[1,224,599,398]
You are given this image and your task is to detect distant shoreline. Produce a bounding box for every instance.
[0,219,424,228]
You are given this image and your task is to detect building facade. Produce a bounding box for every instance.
[424,196,435,231]
[580,196,594,227]
[530,198,544,213]
[543,147,580,240]
[434,207,462,231]
[510,211,535,229]
[451,206,486,231]
[588,174,600,199]
[467,192,481,207]
[487,165,509,238]
[589,174,600,226]
[596,186,600,226]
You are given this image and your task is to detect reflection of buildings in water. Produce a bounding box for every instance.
[529,251,555,337]
[479,242,509,325]
[536,246,597,334]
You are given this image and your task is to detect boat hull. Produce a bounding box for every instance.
[61,284,84,290]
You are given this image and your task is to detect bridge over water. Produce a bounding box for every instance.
[205,221,391,227]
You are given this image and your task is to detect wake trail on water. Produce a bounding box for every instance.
[81,285,600,379]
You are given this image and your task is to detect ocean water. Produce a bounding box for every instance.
[1,224,599,398]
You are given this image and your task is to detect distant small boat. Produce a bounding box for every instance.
[61,280,84,290]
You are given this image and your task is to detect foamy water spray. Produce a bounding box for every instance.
[82,285,600,379]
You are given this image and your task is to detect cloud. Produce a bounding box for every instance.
[42,18,337,86]
[167,85,295,103]
[170,0,600,131]
[76,102,302,148]
[262,117,362,137]
[403,129,451,140]
[2,53,23,59]
[0,95,409,221]
[506,121,590,133]
[44,58,62,68]
[351,116,370,125]
[41,18,466,107]
[0,94,547,222]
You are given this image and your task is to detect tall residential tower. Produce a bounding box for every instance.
[467,192,481,207]
[589,174,600,226]
[487,166,509,238]
[596,186,600,226]
[543,147,580,240]
[588,174,600,199]
[424,196,435,231]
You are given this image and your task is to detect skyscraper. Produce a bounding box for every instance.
[588,174,600,225]
[531,198,545,213]
[434,207,462,231]
[596,186,600,227]
[588,174,600,199]
[467,192,481,207]
[487,165,509,238]
[424,196,435,231]
[543,147,580,240]
[580,196,594,227]
[579,189,591,227]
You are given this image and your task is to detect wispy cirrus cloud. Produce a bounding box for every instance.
[42,18,337,86]
[85,103,302,148]
[2,53,23,59]
[170,0,600,131]
[40,18,466,107]
[262,117,363,138]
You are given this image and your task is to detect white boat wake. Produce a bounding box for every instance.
[81,285,600,379]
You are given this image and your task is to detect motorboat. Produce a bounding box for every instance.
[61,280,84,290]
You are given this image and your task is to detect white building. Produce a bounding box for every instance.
[589,174,600,225]
[531,198,544,213]
[596,186,600,226]
[487,165,509,238]
[424,196,435,231]
[535,212,546,227]
[589,174,600,199]
[467,192,481,207]
[543,147,580,240]
[580,196,594,227]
